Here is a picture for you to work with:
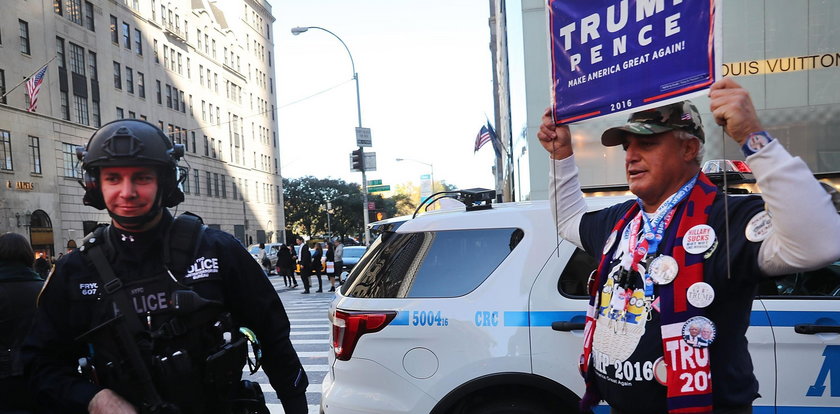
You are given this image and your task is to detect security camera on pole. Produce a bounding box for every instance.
[292,26,374,245]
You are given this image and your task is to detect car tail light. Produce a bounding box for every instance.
[730,160,752,173]
[332,310,397,361]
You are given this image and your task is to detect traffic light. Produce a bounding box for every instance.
[351,148,365,171]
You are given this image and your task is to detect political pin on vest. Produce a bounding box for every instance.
[683,224,716,254]
[648,255,678,285]
[653,357,668,385]
[746,210,773,242]
[686,282,715,308]
[682,316,716,348]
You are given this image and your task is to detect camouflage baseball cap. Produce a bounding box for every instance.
[601,101,705,146]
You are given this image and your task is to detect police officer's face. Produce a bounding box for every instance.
[100,166,159,219]
[622,132,699,212]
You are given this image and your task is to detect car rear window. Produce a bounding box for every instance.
[342,228,524,298]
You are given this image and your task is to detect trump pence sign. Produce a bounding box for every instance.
[549,0,722,123]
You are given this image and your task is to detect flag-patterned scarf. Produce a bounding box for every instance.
[580,172,719,414]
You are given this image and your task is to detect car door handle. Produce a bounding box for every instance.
[552,321,585,331]
[794,324,840,335]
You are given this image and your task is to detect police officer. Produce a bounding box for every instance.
[22,120,308,414]
[538,78,840,413]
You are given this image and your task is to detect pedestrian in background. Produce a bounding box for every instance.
[256,242,270,276]
[296,237,312,294]
[33,253,50,279]
[334,240,345,285]
[0,232,45,414]
[276,243,296,288]
[325,242,336,292]
[311,243,324,293]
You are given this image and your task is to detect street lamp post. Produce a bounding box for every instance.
[396,158,436,193]
[292,26,371,246]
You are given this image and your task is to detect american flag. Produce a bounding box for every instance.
[26,64,49,112]
[474,125,491,152]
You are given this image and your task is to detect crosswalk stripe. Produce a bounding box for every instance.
[290,339,329,345]
[290,330,330,336]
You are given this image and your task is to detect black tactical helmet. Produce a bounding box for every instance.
[76,119,186,217]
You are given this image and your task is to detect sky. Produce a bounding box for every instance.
[273,0,498,192]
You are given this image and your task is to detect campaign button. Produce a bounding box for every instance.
[682,316,716,348]
[683,224,715,255]
[686,282,715,308]
[746,210,773,242]
[648,255,678,285]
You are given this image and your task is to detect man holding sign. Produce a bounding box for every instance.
[538,77,840,413]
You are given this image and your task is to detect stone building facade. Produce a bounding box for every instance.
[0,0,284,258]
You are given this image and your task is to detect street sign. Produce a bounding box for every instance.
[349,152,376,172]
[355,127,372,147]
[368,179,382,186]
[367,184,390,193]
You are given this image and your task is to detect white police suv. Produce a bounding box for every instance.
[320,185,840,414]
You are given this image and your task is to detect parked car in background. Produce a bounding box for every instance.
[247,243,283,275]
[340,246,367,272]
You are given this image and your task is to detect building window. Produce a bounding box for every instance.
[206,172,212,197]
[60,92,70,120]
[213,173,219,197]
[172,87,179,110]
[165,85,172,108]
[19,20,30,55]
[199,64,204,85]
[87,51,97,79]
[201,101,206,121]
[179,91,185,112]
[232,178,238,200]
[212,39,216,58]
[110,15,118,44]
[113,62,122,89]
[221,175,227,198]
[69,43,85,75]
[211,138,216,158]
[62,143,80,177]
[181,166,190,194]
[56,37,66,69]
[73,95,89,125]
[193,169,200,195]
[122,22,130,49]
[67,0,82,24]
[0,130,12,171]
[29,136,41,174]
[134,29,142,55]
[153,39,159,63]
[92,101,101,127]
[186,57,191,78]
[0,69,6,104]
[128,111,135,119]
[177,53,182,74]
[203,135,209,156]
[156,80,161,104]
[125,67,134,94]
[137,72,145,98]
[84,2,94,30]
[116,107,124,118]
[191,132,196,153]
